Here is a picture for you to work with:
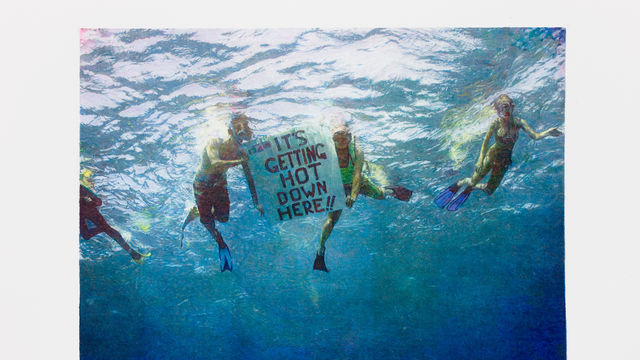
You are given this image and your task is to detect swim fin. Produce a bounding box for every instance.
[446,186,473,211]
[313,252,329,272]
[434,183,460,208]
[384,185,413,201]
[219,247,233,272]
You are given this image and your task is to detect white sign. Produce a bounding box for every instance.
[242,126,346,222]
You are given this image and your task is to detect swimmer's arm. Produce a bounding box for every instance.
[241,159,261,207]
[241,157,264,215]
[476,122,495,167]
[349,144,365,202]
[205,139,243,172]
[518,118,563,139]
[181,206,199,231]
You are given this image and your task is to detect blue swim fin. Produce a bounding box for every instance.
[434,184,460,208]
[446,186,473,211]
[219,247,233,272]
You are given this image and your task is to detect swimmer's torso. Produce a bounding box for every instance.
[338,142,357,184]
[486,117,521,165]
[493,117,521,151]
[195,138,239,186]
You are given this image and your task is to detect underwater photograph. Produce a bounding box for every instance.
[79,28,565,359]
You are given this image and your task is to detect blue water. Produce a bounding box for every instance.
[80,28,565,359]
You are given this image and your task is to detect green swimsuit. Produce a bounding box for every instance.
[340,142,384,199]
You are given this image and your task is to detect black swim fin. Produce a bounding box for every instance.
[384,185,413,202]
[313,252,329,272]
[434,183,460,208]
[447,186,473,211]
[219,247,233,272]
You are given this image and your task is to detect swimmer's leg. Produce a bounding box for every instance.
[448,158,509,210]
[80,207,107,240]
[182,206,199,230]
[83,226,104,240]
[359,176,386,200]
[447,157,494,211]
[102,223,142,260]
[356,176,414,201]
[314,209,342,272]
[197,186,233,272]
[201,220,226,248]
[81,208,145,261]
[80,217,104,240]
[319,210,342,253]
[180,206,199,247]
[482,162,509,195]
[96,210,144,260]
[200,218,232,272]
[196,186,229,249]
[456,156,492,190]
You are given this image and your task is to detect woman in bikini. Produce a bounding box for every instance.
[434,94,563,211]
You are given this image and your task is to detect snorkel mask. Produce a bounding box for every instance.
[229,114,252,145]
[493,94,514,117]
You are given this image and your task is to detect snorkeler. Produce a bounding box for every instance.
[313,124,413,272]
[434,94,563,211]
[180,113,264,272]
[80,183,149,264]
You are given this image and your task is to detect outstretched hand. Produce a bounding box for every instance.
[256,204,265,216]
[547,127,563,137]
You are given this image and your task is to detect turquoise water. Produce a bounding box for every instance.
[80,28,565,359]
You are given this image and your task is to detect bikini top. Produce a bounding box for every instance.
[494,119,520,150]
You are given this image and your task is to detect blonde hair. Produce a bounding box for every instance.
[230,113,249,125]
[331,124,350,135]
[493,94,514,108]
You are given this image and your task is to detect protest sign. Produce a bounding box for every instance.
[242,126,345,222]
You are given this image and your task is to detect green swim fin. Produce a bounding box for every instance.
[132,252,151,265]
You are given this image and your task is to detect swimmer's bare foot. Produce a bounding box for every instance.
[131,251,150,264]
